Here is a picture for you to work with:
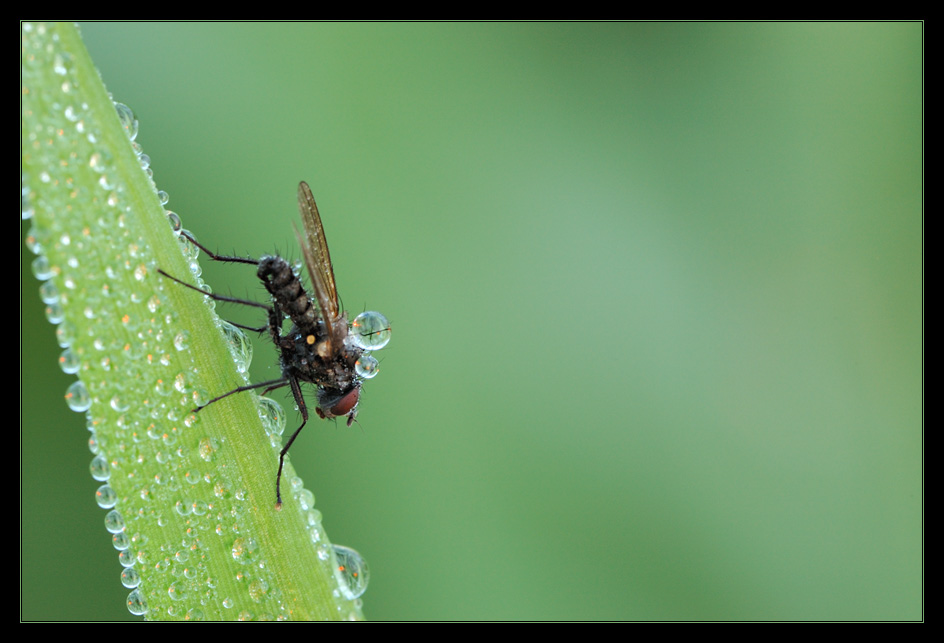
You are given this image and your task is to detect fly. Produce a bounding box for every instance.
[159,181,391,508]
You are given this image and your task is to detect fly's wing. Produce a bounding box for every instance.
[296,181,342,346]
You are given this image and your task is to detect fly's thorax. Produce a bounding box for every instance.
[281,321,362,392]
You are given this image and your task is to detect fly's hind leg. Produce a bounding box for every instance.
[191,377,288,414]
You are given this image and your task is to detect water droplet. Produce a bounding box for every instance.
[165,209,181,231]
[121,567,141,588]
[147,294,162,313]
[65,380,91,412]
[31,255,54,280]
[350,311,391,350]
[39,280,59,304]
[220,321,252,373]
[173,330,190,351]
[297,488,315,511]
[126,589,148,617]
[213,480,231,500]
[98,173,115,190]
[110,395,130,412]
[248,578,268,603]
[167,581,188,601]
[177,228,200,261]
[231,537,258,565]
[355,353,380,379]
[95,484,117,508]
[112,531,131,551]
[89,151,105,172]
[90,454,110,481]
[174,372,191,394]
[257,397,286,437]
[53,52,71,75]
[58,348,80,374]
[332,545,369,600]
[24,225,42,253]
[44,301,65,324]
[198,437,218,462]
[191,387,208,408]
[55,321,76,348]
[104,509,125,533]
[114,102,138,141]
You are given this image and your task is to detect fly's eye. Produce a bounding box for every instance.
[330,388,360,418]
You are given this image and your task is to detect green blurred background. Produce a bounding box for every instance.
[21,22,922,621]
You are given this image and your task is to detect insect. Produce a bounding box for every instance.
[159,181,391,508]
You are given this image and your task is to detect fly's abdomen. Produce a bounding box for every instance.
[257,255,317,328]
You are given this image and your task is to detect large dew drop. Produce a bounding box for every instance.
[350,311,391,351]
[332,544,369,600]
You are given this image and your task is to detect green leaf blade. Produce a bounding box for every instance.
[22,21,365,621]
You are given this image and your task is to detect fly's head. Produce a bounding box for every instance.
[310,310,391,426]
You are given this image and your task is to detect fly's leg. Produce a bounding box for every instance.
[156,269,271,314]
[156,269,286,402]
[191,377,288,413]
[160,231,269,324]
[225,320,269,334]
[179,230,260,267]
[160,233,303,509]
[275,376,310,509]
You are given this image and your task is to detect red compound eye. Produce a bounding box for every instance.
[329,387,360,418]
